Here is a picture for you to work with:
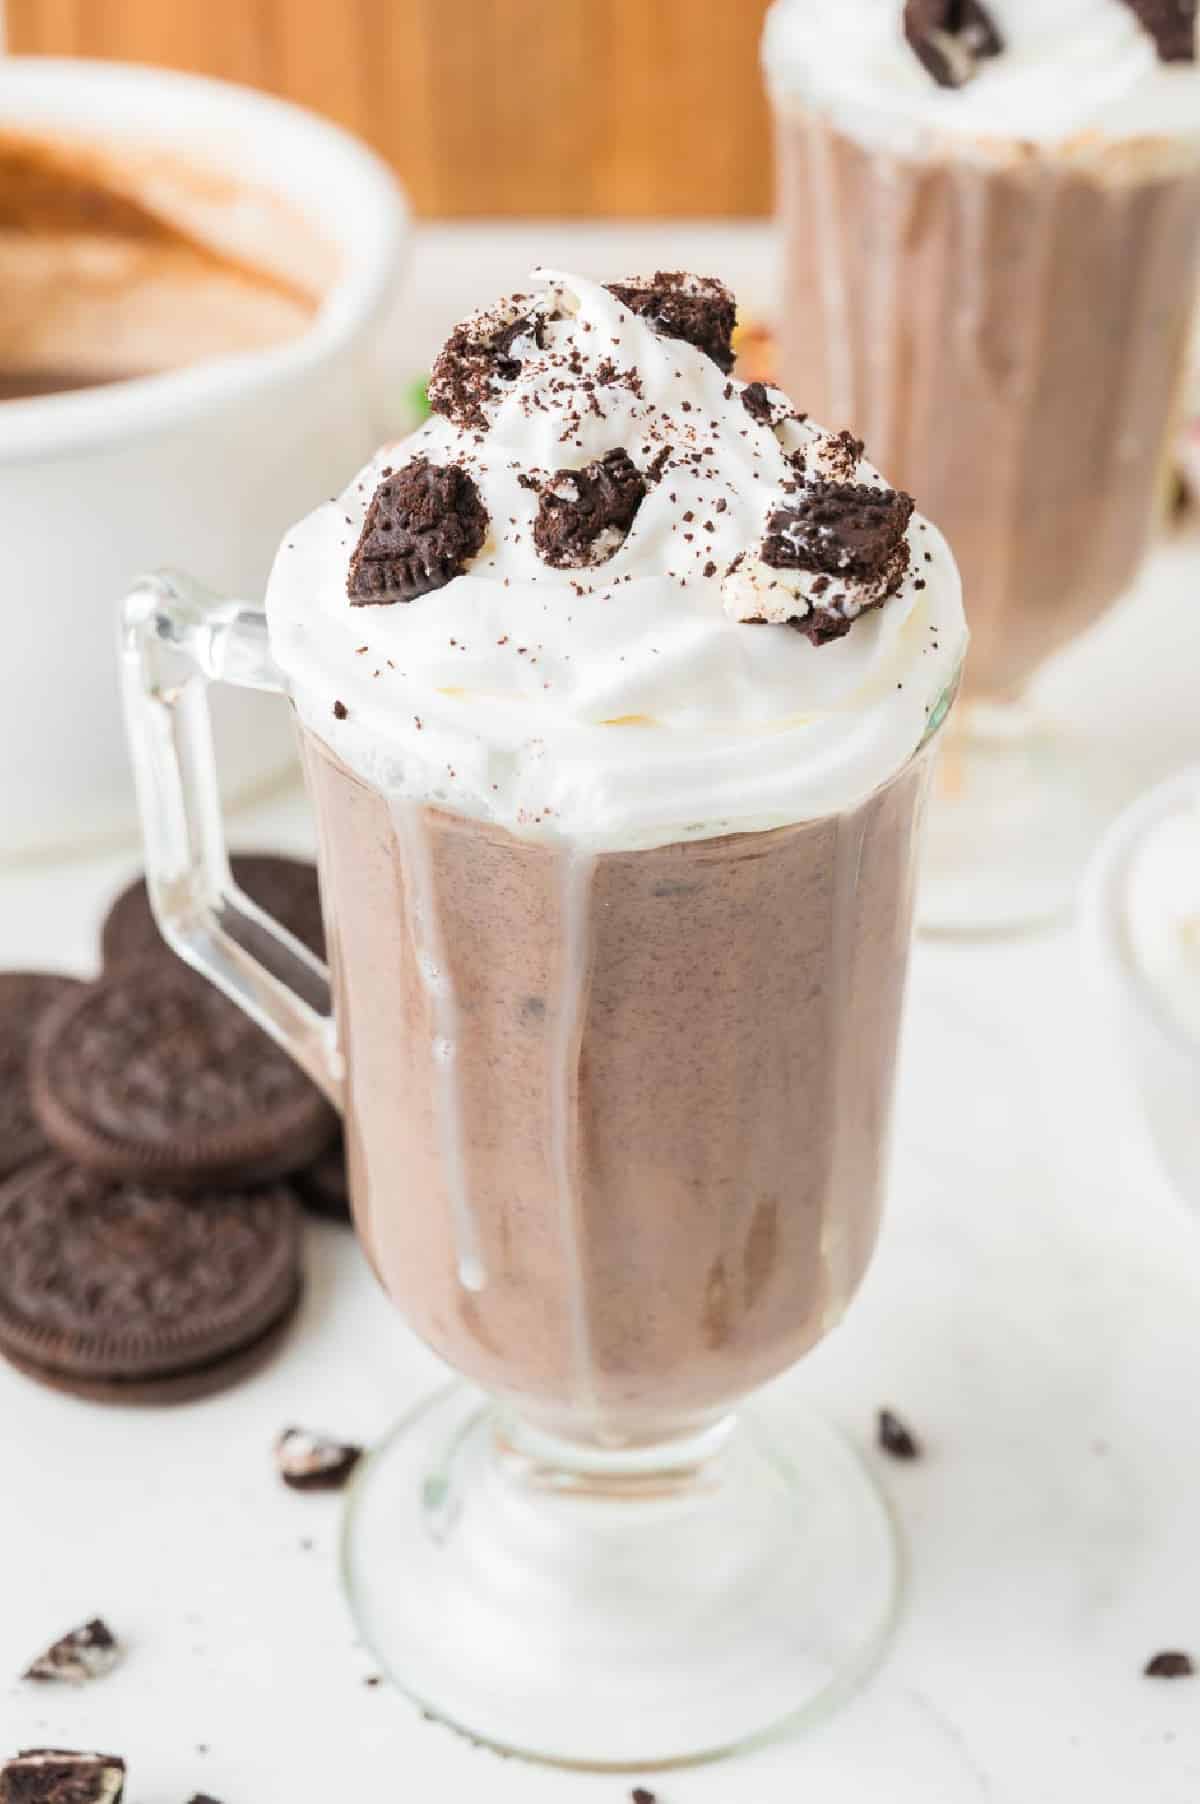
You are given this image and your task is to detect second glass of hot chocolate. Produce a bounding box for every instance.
[766,0,1200,928]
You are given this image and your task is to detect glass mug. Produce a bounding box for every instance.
[121,568,956,1768]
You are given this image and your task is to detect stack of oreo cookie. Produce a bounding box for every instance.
[0,855,350,1404]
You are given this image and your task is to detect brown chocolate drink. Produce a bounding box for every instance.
[303,729,934,1446]
[776,113,1200,699]
[0,130,329,401]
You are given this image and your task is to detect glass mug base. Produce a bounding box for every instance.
[919,697,1110,936]
[341,1381,899,1770]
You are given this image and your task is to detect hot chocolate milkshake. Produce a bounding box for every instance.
[267,269,965,1446]
[766,0,1200,700]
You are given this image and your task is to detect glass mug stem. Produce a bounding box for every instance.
[118,570,343,1107]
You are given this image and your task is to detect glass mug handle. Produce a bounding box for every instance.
[118,569,344,1110]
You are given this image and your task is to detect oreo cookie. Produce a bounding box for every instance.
[429,298,548,430]
[24,1620,121,1685]
[275,1426,362,1490]
[877,1408,922,1461]
[1119,0,1197,61]
[532,449,647,569]
[753,481,914,644]
[740,381,775,427]
[295,1136,351,1224]
[1145,1650,1195,1677]
[605,273,737,373]
[348,458,488,605]
[903,1,1004,87]
[764,482,914,585]
[0,1159,301,1402]
[806,429,866,484]
[101,854,326,970]
[30,959,336,1191]
[1,973,81,1182]
[0,1750,126,1804]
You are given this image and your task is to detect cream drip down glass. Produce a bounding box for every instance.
[765,0,1200,930]
[121,270,965,1766]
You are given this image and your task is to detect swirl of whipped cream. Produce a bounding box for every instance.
[266,269,965,851]
[763,0,1200,148]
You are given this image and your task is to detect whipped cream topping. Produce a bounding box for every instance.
[764,0,1200,148]
[266,269,964,851]
[1125,793,1200,1044]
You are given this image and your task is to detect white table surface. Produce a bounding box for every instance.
[3,223,1200,1804]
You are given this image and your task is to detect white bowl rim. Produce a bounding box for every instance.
[1081,763,1200,1067]
[0,56,409,462]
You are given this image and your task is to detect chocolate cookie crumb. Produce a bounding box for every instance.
[0,1750,126,1804]
[332,700,348,721]
[764,482,914,585]
[741,381,774,427]
[904,0,1004,87]
[631,1790,657,1804]
[24,1620,121,1685]
[646,445,673,484]
[1119,0,1197,60]
[533,450,646,569]
[605,273,736,373]
[429,301,548,430]
[275,1427,363,1491]
[877,1408,922,1461]
[811,429,866,483]
[348,458,488,606]
[1145,1650,1195,1678]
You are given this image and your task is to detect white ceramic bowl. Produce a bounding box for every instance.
[0,57,408,860]
[1082,767,1200,1209]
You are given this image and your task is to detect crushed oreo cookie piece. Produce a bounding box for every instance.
[606,272,736,373]
[23,1620,121,1685]
[741,381,775,427]
[877,1409,922,1461]
[1119,0,1197,60]
[808,429,866,483]
[533,449,646,569]
[348,458,488,605]
[631,1790,657,1804]
[904,0,1004,87]
[645,445,674,484]
[1145,1650,1195,1677]
[428,298,548,430]
[764,482,914,588]
[0,1751,125,1804]
[275,1426,363,1491]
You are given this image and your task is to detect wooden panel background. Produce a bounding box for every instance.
[5,0,774,217]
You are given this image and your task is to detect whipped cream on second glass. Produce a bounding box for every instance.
[764,0,1200,148]
[267,268,965,851]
